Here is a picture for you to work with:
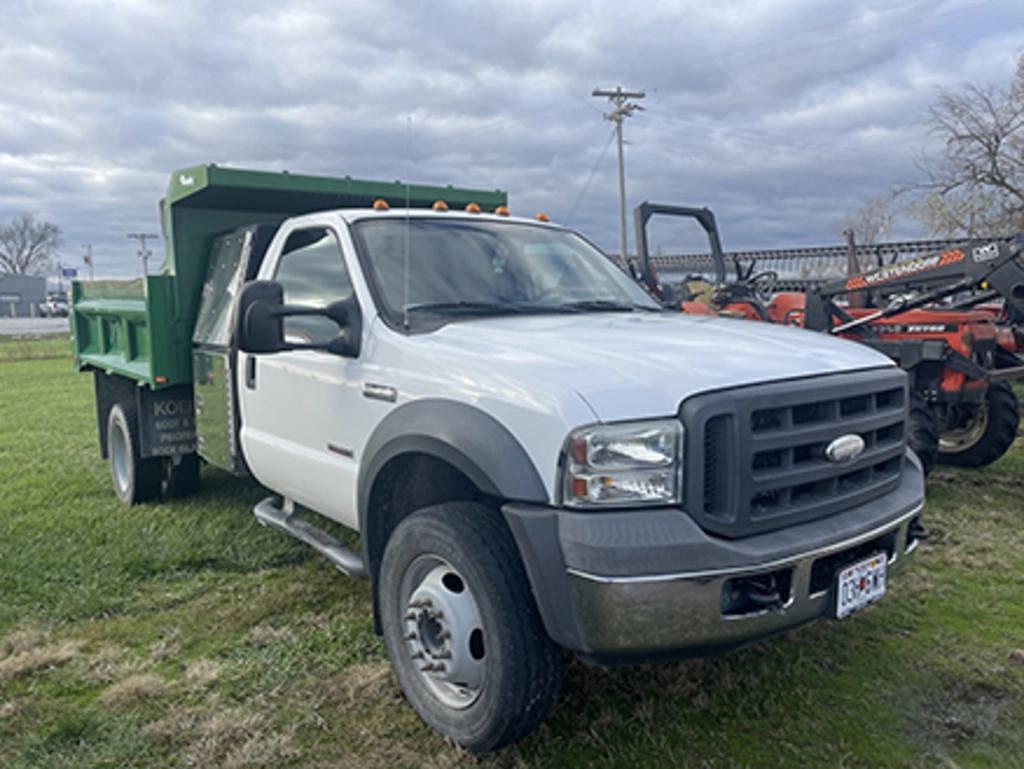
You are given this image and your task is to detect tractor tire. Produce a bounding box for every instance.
[908,392,939,476]
[938,381,1020,468]
[107,403,161,505]
[378,502,563,753]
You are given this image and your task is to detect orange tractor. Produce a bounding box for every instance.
[633,203,1024,473]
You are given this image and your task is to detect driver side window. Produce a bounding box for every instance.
[275,227,354,345]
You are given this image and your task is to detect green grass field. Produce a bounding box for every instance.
[1,341,1023,768]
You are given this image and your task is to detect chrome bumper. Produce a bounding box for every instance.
[564,504,923,659]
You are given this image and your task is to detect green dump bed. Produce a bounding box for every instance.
[71,164,507,389]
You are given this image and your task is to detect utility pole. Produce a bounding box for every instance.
[83,244,94,281]
[127,233,159,276]
[592,86,645,261]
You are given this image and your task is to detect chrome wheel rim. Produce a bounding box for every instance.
[939,404,989,453]
[110,420,131,494]
[399,555,485,709]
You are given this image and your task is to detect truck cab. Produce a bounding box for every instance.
[72,165,926,752]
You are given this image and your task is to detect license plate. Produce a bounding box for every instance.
[835,552,887,619]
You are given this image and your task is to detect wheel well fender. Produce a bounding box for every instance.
[357,399,549,577]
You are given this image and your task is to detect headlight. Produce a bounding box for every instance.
[561,420,683,508]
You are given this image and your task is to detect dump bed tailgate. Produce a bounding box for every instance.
[71,275,189,388]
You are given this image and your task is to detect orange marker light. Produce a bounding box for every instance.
[372,198,389,210]
[494,206,510,217]
[571,477,588,499]
[535,212,550,222]
[155,375,167,384]
[465,202,482,213]
[432,200,449,211]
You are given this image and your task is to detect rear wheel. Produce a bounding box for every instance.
[378,502,562,753]
[161,453,201,498]
[107,404,161,505]
[908,392,939,476]
[938,381,1020,468]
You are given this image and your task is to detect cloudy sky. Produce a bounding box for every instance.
[1,0,1023,279]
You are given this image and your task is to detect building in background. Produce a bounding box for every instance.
[0,274,46,317]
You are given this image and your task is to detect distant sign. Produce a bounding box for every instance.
[61,268,78,278]
[0,293,20,303]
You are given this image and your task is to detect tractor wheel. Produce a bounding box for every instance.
[907,392,939,476]
[938,381,1020,468]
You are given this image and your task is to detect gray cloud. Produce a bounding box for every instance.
[0,0,1021,279]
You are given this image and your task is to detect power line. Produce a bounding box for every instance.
[593,86,646,259]
[565,127,617,225]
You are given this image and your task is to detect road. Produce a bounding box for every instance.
[0,317,71,336]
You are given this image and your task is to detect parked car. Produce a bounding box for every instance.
[40,293,69,317]
[70,165,926,751]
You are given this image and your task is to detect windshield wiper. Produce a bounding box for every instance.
[557,299,658,312]
[403,301,524,315]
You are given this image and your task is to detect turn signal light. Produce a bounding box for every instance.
[372,199,389,210]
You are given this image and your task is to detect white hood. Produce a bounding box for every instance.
[418,312,894,421]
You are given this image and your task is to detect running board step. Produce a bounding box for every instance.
[254,497,367,578]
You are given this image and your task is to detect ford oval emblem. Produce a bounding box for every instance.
[825,434,865,463]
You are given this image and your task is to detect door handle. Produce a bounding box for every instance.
[245,356,257,389]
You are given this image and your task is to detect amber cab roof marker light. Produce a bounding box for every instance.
[372,198,390,210]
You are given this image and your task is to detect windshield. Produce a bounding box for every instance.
[350,217,659,329]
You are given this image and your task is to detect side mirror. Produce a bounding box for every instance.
[237,280,362,358]
[238,281,285,353]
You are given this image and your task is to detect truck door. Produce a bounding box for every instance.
[237,223,364,528]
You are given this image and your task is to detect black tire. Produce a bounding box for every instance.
[161,453,201,498]
[938,381,1020,468]
[378,502,562,753]
[907,392,939,476]
[106,404,161,505]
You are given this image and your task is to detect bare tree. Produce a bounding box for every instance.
[837,195,894,245]
[912,53,1024,237]
[0,213,61,275]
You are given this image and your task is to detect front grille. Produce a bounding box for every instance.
[682,368,907,538]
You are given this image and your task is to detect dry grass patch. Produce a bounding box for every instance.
[0,700,17,719]
[181,708,301,769]
[337,660,394,705]
[0,626,49,657]
[248,624,293,645]
[184,658,223,688]
[0,640,83,681]
[101,673,169,706]
[81,643,146,684]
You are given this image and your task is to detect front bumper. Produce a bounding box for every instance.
[503,451,925,663]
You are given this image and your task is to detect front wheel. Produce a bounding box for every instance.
[378,502,562,753]
[938,381,1020,468]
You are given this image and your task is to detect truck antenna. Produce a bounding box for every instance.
[403,115,413,330]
